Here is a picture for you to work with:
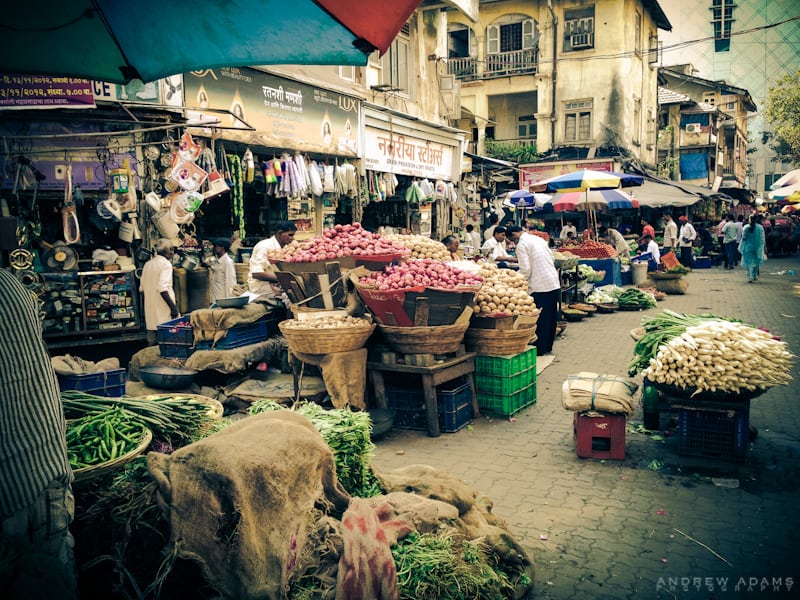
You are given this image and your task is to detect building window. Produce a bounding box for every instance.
[485,15,538,75]
[563,6,595,52]
[634,11,642,56]
[518,115,537,139]
[338,66,355,82]
[710,0,736,53]
[564,99,592,142]
[633,98,641,145]
[702,92,716,106]
[381,31,409,93]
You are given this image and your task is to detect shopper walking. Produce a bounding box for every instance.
[721,213,739,269]
[506,225,560,355]
[738,214,766,282]
[0,269,77,598]
[140,238,179,345]
[677,216,697,267]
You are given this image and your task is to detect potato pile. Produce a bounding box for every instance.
[383,234,450,261]
[280,315,372,329]
[475,264,538,316]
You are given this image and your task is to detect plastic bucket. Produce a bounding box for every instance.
[632,261,649,285]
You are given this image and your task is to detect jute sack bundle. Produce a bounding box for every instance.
[654,277,689,295]
[561,371,639,416]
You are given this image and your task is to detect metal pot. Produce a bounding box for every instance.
[139,366,198,390]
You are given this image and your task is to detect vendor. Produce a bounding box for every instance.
[140,238,179,346]
[638,234,660,271]
[481,226,517,268]
[598,226,630,258]
[206,238,237,302]
[559,220,577,240]
[441,235,460,260]
[248,220,297,299]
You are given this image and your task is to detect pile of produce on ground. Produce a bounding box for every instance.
[615,287,657,310]
[475,263,539,316]
[279,313,372,331]
[577,263,605,282]
[358,258,483,291]
[383,233,450,260]
[67,406,149,470]
[629,310,795,396]
[268,222,409,262]
[585,288,618,305]
[560,239,617,258]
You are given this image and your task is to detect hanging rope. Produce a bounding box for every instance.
[228,154,245,238]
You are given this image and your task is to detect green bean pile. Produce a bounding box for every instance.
[67,407,147,469]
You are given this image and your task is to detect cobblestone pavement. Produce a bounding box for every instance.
[372,256,800,599]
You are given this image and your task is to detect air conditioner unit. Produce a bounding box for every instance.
[685,123,702,134]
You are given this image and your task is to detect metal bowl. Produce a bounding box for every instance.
[214,296,249,309]
[139,366,198,390]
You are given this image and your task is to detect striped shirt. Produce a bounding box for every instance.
[0,269,71,517]
[515,232,560,293]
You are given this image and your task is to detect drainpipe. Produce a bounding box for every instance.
[547,1,558,149]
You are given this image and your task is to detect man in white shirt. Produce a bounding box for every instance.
[481,226,517,268]
[506,225,560,355]
[140,238,179,345]
[639,234,661,271]
[677,216,697,267]
[662,212,678,254]
[248,220,297,298]
[464,224,481,255]
[207,238,237,302]
[599,226,630,258]
[483,213,499,241]
[559,220,577,240]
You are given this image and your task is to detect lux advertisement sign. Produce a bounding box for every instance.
[183,68,359,156]
[363,126,455,181]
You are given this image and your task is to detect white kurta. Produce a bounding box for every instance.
[209,252,237,301]
[247,236,281,297]
[139,255,176,330]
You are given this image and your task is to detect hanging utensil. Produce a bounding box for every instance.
[61,164,80,244]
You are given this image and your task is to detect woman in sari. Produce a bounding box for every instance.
[738,214,766,282]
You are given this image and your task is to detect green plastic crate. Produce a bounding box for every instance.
[476,346,537,377]
[477,383,537,417]
[475,366,536,395]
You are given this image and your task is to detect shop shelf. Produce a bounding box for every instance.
[475,366,536,395]
[59,368,127,397]
[477,383,537,417]
[475,346,537,377]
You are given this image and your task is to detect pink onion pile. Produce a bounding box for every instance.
[359,259,483,291]
[281,223,409,263]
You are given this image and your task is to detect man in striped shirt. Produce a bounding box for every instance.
[506,225,560,355]
[0,269,76,595]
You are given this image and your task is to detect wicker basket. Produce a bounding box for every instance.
[73,428,153,483]
[378,307,472,354]
[464,324,537,357]
[279,319,376,354]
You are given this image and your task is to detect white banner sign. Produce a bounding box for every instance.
[363,126,455,180]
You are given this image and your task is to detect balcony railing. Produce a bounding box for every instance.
[447,49,538,81]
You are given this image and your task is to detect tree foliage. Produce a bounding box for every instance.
[764,70,800,162]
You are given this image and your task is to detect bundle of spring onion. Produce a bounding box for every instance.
[629,311,794,396]
[62,391,217,443]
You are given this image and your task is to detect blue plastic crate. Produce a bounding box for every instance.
[677,401,749,461]
[59,368,127,397]
[157,316,193,344]
[159,342,195,359]
[387,379,471,413]
[196,318,268,350]
[393,401,473,433]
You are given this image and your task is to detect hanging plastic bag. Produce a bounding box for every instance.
[169,160,208,192]
[178,132,201,162]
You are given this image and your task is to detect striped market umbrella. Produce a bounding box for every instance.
[529,169,644,194]
[544,189,639,212]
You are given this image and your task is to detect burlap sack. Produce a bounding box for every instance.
[654,277,689,295]
[147,411,350,599]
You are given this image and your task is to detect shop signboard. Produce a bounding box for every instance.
[363,126,456,181]
[0,75,95,109]
[91,79,163,104]
[183,68,359,156]
[519,159,616,189]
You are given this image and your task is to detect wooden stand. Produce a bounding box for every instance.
[368,351,478,437]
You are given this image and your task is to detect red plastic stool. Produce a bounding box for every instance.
[574,411,626,460]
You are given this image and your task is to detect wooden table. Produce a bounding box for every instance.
[368,352,479,437]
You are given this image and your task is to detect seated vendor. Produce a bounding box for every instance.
[442,235,460,260]
[638,234,661,271]
[481,226,517,268]
[248,220,297,301]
